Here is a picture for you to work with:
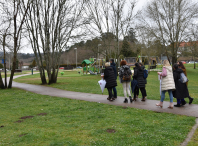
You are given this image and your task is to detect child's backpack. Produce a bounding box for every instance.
[123,68,131,81]
[179,73,188,83]
[143,69,148,79]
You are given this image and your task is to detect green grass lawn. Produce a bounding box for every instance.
[14,64,198,104]
[1,70,39,78]
[188,128,198,146]
[0,88,196,146]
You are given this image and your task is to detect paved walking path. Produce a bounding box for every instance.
[11,74,198,117]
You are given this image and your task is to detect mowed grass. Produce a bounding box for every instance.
[0,88,196,146]
[188,127,198,146]
[1,70,39,78]
[14,64,198,104]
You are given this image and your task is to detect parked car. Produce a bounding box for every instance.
[181,61,186,64]
[0,68,9,71]
[76,66,82,69]
[188,61,197,64]
[59,67,64,69]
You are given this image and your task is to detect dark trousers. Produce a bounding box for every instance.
[177,99,185,104]
[113,87,117,98]
[107,88,113,98]
[134,86,139,98]
[140,87,147,97]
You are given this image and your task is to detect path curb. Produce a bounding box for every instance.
[181,118,198,146]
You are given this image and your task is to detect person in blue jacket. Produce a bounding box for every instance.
[109,59,117,99]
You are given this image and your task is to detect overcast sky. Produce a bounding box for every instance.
[19,0,148,54]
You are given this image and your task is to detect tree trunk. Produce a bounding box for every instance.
[194,56,196,69]
[3,35,7,88]
[172,56,177,67]
[8,37,17,88]
[0,72,5,89]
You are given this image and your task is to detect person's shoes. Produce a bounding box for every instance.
[129,96,133,103]
[181,100,187,106]
[141,97,146,101]
[123,98,128,103]
[156,101,163,108]
[132,97,136,101]
[114,96,117,100]
[109,97,113,101]
[174,104,181,107]
[107,97,110,100]
[168,102,173,109]
[189,97,194,104]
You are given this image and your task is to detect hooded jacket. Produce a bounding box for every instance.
[161,66,175,91]
[133,66,145,88]
[104,66,117,88]
[119,65,132,83]
[173,68,189,99]
[110,62,117,79]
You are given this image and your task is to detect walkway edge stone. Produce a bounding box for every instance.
[181,118,198,146]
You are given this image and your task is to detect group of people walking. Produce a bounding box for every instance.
[102,59,193,108]
[156,60,193,108]
[103,59,147,103]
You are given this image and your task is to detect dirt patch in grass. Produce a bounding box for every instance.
[122,106,128,109]
[0,125,4,128]
[20,116,34,119]
[37,113,47,116]
[106,129,116,133]
[19,133,28,137]
[14,120,23,123]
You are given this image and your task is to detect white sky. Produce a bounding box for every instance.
[19,0,148,54]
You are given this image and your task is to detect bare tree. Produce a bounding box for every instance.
[184,24,198,69]
[26,0,86,84]
[139,0,198,65]
[85,0,138,72]
[0,0,32,88]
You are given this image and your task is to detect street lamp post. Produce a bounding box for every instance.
[74,48,77,68]
[98,44,101,73]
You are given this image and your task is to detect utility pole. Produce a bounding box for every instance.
[74,48,77,68]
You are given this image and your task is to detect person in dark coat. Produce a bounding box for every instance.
[103,62,117,101]
[110,59,117,99]
[173,63,189,107]
[133,63,147,101]
[178,61,193,104]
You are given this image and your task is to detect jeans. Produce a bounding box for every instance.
[160,90,173,103]
[122,82,131,98]
[113,87,117,98]
[177,99,185,104]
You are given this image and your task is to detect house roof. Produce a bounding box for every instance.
[179,41,198,47]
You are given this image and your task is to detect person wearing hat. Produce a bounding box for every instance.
[103,62,117,101]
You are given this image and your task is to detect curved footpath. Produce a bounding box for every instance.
[11,73,198,117]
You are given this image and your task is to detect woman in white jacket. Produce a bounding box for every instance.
[156,60,175,109]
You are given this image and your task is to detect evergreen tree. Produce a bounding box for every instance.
[0,63,3,68]
[32,59,37,67]
[121,39,134,57]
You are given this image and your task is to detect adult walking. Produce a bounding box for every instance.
[133,63,147,101]
[178,61,194,104]
[132,63,139,101]
[103,62,117,101]
[173,63,189,107]
[156,60,175,108]
[110,59,117,99]
[119,60,133,103]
